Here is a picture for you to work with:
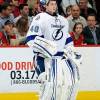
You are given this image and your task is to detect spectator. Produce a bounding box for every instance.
[67,5,87,32]
[61,0,79,14]
[27,0,37,9]
[16,16,28,36]
[79,0,96,19]
[65,5,72,17]
[10,0,20,17]
[11,16,28,46]
[14,3,33,26]
[0,20,16,46]
[93,0,100,23]
[0,2,15,30]
[70,22,84,46]
[34,0,43,15]
[14,3,29,22]
[83,14,100,44]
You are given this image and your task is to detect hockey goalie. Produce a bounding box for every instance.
[26,0,82,100]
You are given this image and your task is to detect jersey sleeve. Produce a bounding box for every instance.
[26,14,44,46]
[64,19,74,48]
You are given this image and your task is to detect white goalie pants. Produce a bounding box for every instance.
[39,57,80,100]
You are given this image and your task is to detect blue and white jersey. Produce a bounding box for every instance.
[26,12,73,52]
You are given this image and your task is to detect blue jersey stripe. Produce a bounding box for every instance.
[54,51,64,56]
[26,35,44,43]
[26,35,37,43]
[65,37,73,45]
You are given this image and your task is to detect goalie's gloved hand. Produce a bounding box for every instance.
[74,52,82,59]
[63,48,82,67]
[74,52,82,65]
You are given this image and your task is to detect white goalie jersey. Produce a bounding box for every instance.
[26,12,74,57]
[26,12,82,100]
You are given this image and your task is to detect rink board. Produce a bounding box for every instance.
[0,47,100,99]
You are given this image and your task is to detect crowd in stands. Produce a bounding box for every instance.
[0,0,100,46]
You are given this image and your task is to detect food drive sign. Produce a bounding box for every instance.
[0,61,33,70]
[0,61,37,85]
[0,48,40,92]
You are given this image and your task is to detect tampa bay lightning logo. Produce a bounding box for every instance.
[52,18,64,41]
[52,27,63,40]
